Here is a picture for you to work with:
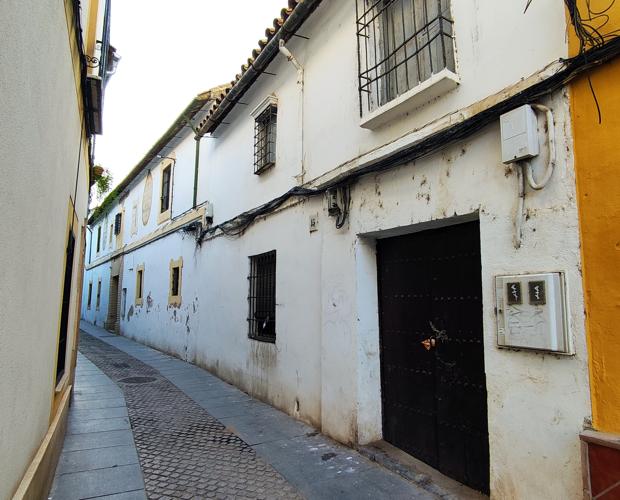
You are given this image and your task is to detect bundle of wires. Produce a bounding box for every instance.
[526,0,619,122]
[525,0,619,52]
[198,186,325,241]
[196,2,620,243]
[567,0,619,51]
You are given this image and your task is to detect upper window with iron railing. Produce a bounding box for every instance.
[356,0,456,114]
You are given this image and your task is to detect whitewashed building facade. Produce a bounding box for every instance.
[83,1,594,497]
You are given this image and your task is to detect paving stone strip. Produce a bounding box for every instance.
[78,333,302,500]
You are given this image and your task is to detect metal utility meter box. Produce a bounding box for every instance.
[500,104,540,164]
[495,272,571,354]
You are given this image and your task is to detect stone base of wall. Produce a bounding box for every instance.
[11,386,72,500]
[581,430,620,499]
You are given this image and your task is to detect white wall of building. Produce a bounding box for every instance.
[83,1,591,497]
[119,231,200,361]
[81,257,111,328]
[171,134,199,217]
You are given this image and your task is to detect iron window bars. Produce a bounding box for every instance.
[136,269,143,300]
[356,0,455,113]
[171,266,180,297]
[161,165,171,212]
[114,212,122,235]
[248,250,276,342]
[254,104,277,174]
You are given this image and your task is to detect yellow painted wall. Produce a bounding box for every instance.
[570,1,620,433]
[0,0,96,496]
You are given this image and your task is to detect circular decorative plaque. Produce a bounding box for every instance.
[142,171,153,225]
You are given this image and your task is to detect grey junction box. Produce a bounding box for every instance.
[495,272,571,354]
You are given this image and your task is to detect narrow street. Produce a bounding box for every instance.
[5,2,620,498]
[50,322,434,499]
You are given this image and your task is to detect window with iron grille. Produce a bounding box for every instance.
[137,270,143,299]
[171,266,180,296]
[356,0,455,112]
[114,212,122,235]
[253,104,277,174]
[135,265,144,306]
[247,250,276,342]
[168,257,183,306]
[161,165,171,212]
[96,225,101,252]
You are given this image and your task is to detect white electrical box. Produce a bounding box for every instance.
[204,201,214,218]
[202,201,214,226]
[500,105,540,164]
[495,272,571,354]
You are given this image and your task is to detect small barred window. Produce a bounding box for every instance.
[161,165,171,213]
[114,212,122,235]
[253,104,277,174]
[247,251,276,342]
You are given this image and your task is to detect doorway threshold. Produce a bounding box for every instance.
[357,441,488,499]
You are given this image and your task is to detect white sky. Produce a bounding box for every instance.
[95,0,287,188]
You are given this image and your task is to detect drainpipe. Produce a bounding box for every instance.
[193,137,200,208]
[197,0,322,136]
[279,40,305,184]
[87,225,93,264]
[184,113,202,209]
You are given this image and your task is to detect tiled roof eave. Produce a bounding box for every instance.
[88,85,227,225]
[196,0,323,136]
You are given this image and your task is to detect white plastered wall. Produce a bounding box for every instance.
[82,262,112,328]
[81,1,590,497]
[345,93,589,499]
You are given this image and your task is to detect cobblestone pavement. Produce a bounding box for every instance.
[75,322,437,499]
[78,333,301,500]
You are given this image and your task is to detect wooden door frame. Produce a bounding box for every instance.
[355,213,482,447]
[371,214,489,493]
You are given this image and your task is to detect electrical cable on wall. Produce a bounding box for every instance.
[514,162,526,249]
[70,126,84,237]
[525,0,619,49]
[565,0,620,123]
[335,186,351,230]
[525,104,556,190]
[526,0,620,123]
[512,104,556,249]
[196,36,620,245]
[199,186,323,240]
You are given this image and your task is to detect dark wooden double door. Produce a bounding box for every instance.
[377,221,489,494]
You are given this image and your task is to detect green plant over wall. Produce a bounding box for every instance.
[94,166,113,201]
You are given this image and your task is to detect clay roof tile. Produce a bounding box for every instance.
[199,1,319,135]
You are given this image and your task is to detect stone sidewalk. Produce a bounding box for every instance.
[50,353,146,499]
[51,321,436,499]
